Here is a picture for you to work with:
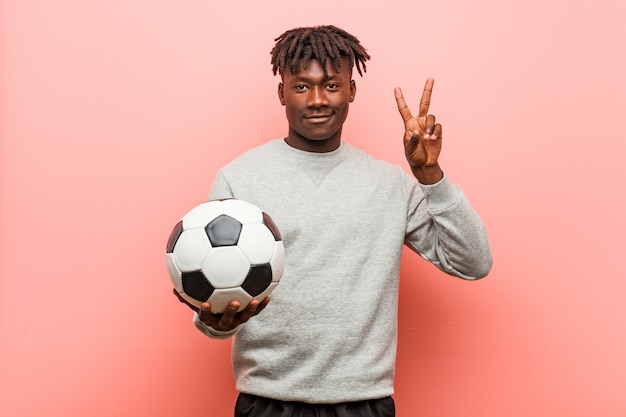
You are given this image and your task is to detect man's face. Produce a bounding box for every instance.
[278,58,356,152]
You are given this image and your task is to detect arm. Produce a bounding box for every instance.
[404,175,492,279]
[396,79,492,278]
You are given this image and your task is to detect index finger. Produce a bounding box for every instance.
[394,87,412,122]
[418,77,435,117]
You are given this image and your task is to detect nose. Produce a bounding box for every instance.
[307,86,329,107]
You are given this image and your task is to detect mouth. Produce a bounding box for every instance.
[304,114,333,123]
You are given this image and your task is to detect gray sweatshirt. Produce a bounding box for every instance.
[193,138,492,403]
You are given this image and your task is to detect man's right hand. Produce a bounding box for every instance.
[173,288,270,332]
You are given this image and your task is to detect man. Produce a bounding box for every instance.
[175,25,492,417]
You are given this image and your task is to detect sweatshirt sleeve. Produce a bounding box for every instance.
[404,173,493,280]
[192,312,241,339]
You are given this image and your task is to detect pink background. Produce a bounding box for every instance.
[2,0,625,416]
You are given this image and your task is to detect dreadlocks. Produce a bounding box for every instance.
[270,25,371,77]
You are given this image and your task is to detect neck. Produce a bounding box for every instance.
[284,130,342,153]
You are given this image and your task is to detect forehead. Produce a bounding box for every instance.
[284,57,353,80]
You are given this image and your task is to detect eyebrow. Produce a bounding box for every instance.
[291,73,341,83]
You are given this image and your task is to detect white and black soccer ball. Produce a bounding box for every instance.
[166,199,285,313]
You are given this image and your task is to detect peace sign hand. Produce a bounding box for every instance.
[394,78,442,169]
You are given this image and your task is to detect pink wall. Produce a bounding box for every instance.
[2,0,625,416]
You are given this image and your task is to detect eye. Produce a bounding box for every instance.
[294,84,308,91]
[326,83,339,90]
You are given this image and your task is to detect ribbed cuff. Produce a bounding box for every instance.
[418,174,461,212]
[193,312,241,339]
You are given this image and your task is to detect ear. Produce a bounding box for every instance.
[349,80,356,102]
[278,82,286,105]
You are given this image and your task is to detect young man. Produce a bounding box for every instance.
[176,25,492,417]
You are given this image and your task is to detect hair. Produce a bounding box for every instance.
[270,25,371,77]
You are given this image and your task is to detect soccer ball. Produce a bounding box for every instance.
[166,198,285,313]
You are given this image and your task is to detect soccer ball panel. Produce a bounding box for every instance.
[182,201,224,230]
[238,224,277,264]
[208,287,254,313]
[206,215,242,247]
[270,241,285,282]
[166,253,183,293]
[242,264,273,296]
[172,229,212,271]
[166,220,183,253]
[262,212,282,241]
[181,270,215,302]
[202,247,250,288]
[221,199,263,224]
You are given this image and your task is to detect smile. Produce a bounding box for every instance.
[305,114,333,123]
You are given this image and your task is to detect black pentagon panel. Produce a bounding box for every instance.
[182,271,215,301]
[241,264,272,297]
[206,214,242,246]
[166,220,184,253]
[262,212,282,241]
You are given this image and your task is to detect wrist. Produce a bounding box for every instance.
[411,163,443,185]
[193,312,241,339]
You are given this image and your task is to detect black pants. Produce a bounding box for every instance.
[234,393,395,417]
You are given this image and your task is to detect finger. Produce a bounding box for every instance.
[218,301,240,327]
[405,132,419,155]
[198,302,213,322]
[418,78,435,118]
[394,87,412,122]
[256,297,270,313]
[237,299,260,323]
[424,114,436,136]
[432,123,442,139]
